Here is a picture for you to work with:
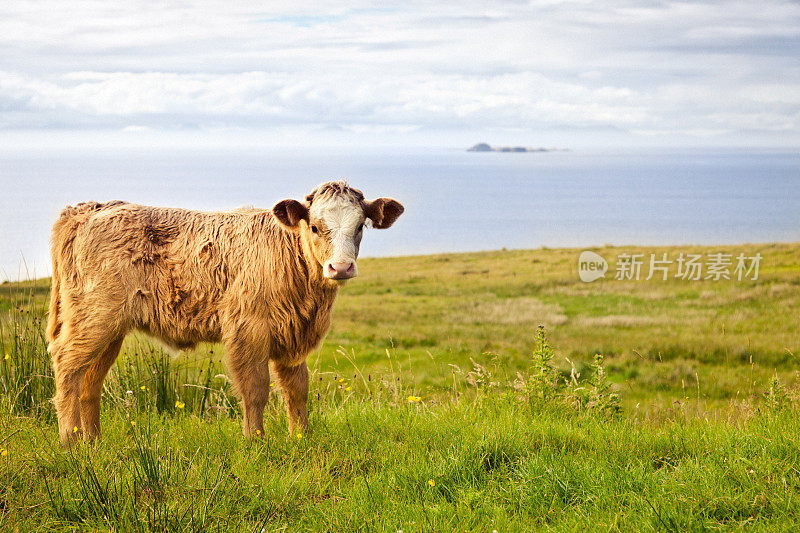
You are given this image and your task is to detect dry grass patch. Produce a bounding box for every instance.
[768,283,797,297]
[455,296,567,326]
[575,315,674,328]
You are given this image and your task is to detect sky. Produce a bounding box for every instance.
[0,0,798,149]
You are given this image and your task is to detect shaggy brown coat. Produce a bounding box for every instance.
[46,184,403,444]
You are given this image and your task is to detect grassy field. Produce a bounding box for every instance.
[1,242,799,530]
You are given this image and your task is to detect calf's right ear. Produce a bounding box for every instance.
[272,199,309,229]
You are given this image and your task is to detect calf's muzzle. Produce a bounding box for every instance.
[325,261,356,280]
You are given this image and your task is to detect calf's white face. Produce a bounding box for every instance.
[272,181,404,282]
[309,193,365,279]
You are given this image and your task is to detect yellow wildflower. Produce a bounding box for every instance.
[407,395,422,403]
[175,400,185,409]
[428,479,435,487]
[256,429,261,435]
[73,426,78,433]
[3,353,9,360]
[345,386,351,392]
[140,385,147,391]
[1,449,7,457]
[296,432,303,439]
[130,421,136,427]
[338,378,345,383]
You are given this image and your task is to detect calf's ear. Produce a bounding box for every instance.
[365,198,404,229]
[272,199,309,229]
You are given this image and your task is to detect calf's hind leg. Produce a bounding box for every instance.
[79,335,124,441]
[51,324,118,445]
[274,361,309,434]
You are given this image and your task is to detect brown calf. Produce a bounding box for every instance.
[46,181,403,444]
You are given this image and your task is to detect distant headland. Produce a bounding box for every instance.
[467,143,568,153]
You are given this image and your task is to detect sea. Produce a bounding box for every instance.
[0,147,798,281]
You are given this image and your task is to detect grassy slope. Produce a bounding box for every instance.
[331,242,800,413]
[1,242,799,530]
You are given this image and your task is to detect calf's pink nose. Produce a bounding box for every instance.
[327,262,355,279]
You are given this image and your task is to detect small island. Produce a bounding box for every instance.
[467,143,567,152]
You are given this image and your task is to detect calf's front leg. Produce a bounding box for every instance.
[274,361,309,434]
[225,342,270,437]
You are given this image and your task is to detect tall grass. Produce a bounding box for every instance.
[0,286,241,424]
[0,297,54,420]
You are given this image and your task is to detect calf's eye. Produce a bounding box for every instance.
[311,225,319,234]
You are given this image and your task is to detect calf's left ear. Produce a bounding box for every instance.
[365,198,404,229]
[272,199,309,229]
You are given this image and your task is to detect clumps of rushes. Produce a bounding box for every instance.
[566,354,622,417]
[515,325,621,418]
[764,374,793,414]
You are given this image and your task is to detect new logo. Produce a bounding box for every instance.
[578,251,608,282]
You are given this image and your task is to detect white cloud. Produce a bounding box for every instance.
[0,69,652,128]
[0,0,798,146]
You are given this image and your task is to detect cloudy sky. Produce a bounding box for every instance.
[0,0,798,148]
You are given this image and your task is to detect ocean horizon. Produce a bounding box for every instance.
[1,146,798,282]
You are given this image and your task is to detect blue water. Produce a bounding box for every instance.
[0,147,798,281]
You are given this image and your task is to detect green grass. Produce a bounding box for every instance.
[4,396,800,531]
[1,242,799,530]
